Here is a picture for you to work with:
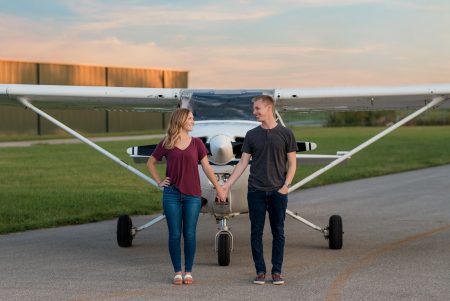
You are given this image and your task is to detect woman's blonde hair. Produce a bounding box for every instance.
[163,108,191,149]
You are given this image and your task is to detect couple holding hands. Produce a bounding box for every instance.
[147,95,297,285]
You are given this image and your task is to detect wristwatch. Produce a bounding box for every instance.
[284,182,291,188]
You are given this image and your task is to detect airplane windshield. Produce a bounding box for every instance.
[188,92,265,121]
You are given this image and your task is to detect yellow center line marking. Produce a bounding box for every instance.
[325,224,450,301]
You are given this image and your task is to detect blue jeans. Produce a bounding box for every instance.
[163,186,201,273]
[247,189,288,275]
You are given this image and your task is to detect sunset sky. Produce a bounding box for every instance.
[1,0,449,88]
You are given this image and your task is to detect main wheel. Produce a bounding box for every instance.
[117,214,133,247]
[218,233,231,266]
[328,215,343,249]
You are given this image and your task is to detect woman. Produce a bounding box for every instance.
[147,108,226,285]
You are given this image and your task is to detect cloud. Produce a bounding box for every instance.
[64,1,276,33]
[2,1,450,88]
[389,1,450,11]
[0,19,387,88]
[280,0,377,5]
[1,21,446,89]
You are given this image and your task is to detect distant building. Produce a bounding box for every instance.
[0,59,188,135]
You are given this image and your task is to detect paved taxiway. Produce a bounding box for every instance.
[1,165,449,301]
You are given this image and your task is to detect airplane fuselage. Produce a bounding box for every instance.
[192,120,259,218]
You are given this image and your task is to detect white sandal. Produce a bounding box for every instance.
[183,274,193,285]
[173,274,183,285]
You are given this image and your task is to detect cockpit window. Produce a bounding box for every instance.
[186,92,268,121]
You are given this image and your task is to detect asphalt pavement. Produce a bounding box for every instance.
[1,165,449,301]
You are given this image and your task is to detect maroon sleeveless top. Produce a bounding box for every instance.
[151,137,207,196]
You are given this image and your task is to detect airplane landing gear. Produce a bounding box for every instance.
[215,218,233,266]
[326,215,343,249]
[217,232,232,266]
[117,214,134,247]
[116,214,165,248]
[286,209,343,250]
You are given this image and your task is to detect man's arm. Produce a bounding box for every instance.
[221,152,251,194]
[278,151,297,194]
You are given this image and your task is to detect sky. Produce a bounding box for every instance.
[1,0,450,88]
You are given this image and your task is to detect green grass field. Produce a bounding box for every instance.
[1,126,449,234]
[0,129,164,142]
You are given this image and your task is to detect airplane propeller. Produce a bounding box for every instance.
[128,139,317,166]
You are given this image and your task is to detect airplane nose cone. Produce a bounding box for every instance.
[209,134,234,165]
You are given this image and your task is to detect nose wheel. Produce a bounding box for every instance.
[217,232,232,266]
[215,218,233,266]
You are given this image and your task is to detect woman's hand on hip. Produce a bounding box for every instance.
[158,177,171,187]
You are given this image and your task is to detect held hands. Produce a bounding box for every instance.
[158,177,171,187]
[215,185,228,203]
[221,183,230,198]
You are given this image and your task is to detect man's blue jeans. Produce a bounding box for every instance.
[163,186,201,273]
[247,189,288,275]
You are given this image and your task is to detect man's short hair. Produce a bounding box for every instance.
[252,95,274,106]
[252,95,275,113]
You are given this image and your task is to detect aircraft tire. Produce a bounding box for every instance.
[218,233,231,266]
[117,214,133,248]
[328,215,343,249]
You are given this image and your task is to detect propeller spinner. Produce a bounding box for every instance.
[208,134,235,165]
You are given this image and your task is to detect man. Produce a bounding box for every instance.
[222,95,297,285]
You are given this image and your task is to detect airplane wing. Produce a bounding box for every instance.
[275,84,450,111]
[0,84,180,111]
[1,83,450,111]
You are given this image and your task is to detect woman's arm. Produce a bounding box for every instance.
[200,156,226,201]
[146,155,170,187]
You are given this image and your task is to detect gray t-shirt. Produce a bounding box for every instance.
[242,124,298,191]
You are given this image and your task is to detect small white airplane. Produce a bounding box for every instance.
[1,83,449,266]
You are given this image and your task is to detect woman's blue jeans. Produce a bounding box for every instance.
[163,186,201,273]
[247,189,288,275]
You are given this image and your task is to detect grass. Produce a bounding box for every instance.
[0,129,164,142]
[0,138,165,234]
[292,126,450,186]
[1,126,450,234]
